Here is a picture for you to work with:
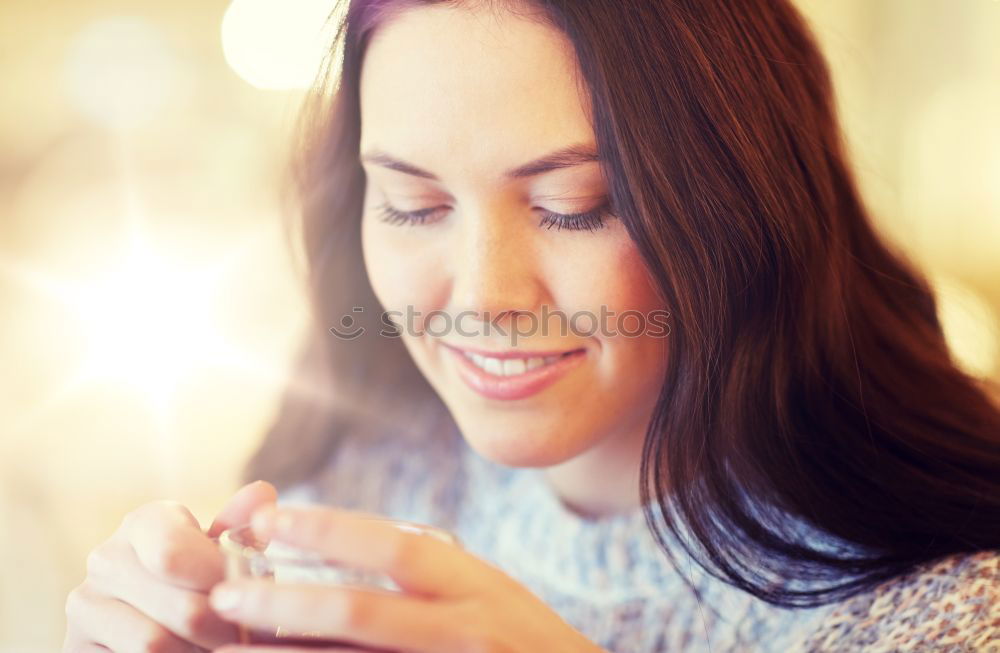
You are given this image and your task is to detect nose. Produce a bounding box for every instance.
[448,202,543,327]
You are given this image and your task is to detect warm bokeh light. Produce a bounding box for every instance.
[72,238,229,404]
[934,275,1000,379]
[1,2,999,651]
[899,76,1000,278]
[62,16,185,129]
[221,0,340,91]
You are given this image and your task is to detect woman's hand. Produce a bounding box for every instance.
[208,504,606,653]
[63,481,278,653]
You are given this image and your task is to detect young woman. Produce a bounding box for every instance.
[65,1,1000,651]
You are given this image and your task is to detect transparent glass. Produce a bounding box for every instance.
[215,518,460,647]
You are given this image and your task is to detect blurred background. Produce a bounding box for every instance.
[1,1,998,650]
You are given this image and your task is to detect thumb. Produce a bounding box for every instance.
[206,480,278,539]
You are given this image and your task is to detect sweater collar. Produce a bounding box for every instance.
[454,439,683,601]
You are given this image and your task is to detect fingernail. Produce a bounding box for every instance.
[210,585,243,612]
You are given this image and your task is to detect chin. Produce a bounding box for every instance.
[456,421,583,468]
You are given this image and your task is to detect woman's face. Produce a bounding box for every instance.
[359,3,667,467]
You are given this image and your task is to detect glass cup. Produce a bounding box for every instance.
[215,516,460,648]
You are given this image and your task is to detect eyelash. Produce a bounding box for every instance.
[376,202,440,227]
[538,205,611,232]
[375,201,612,232]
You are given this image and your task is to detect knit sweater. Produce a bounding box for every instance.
[276,424,1000,652]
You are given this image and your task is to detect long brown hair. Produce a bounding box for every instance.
[244,0,1000,607]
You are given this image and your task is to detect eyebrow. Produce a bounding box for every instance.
[359,144,600,181]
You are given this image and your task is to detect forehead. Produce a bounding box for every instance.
[358,4,594,184]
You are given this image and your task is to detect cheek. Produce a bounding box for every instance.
[604,243,666,350]
[361,218,448,320]
[614,251,669,402]
[551,235,667,384]
[543,232,662,321]
[606,241,662,315]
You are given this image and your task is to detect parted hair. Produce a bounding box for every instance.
[244,0,1000,608]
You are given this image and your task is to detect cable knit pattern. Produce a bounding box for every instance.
[276,425,1000,652]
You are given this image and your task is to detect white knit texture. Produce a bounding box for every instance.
[276,426,1000,652]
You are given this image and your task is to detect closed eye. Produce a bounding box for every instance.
[537,203,612,231]
[375,200,613,232]
[376,201,443,226]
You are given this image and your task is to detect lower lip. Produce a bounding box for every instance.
[445,346,587,401]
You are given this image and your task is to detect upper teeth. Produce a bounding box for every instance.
[465,352,561,376]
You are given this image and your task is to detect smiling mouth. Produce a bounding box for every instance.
[459,349,581,376]
[441,343,587,400]
[441,342,586,375]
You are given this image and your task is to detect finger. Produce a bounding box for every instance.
[123,500,226,589]
[88,538,240,649]
[207,480,278,539]
[209,580,466,653]
[215,647,381,653]
[62,624,112,653]
[249,506,496,598]
[66,583,194,653]
[64,644,111,653]
[235,630,395,651]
